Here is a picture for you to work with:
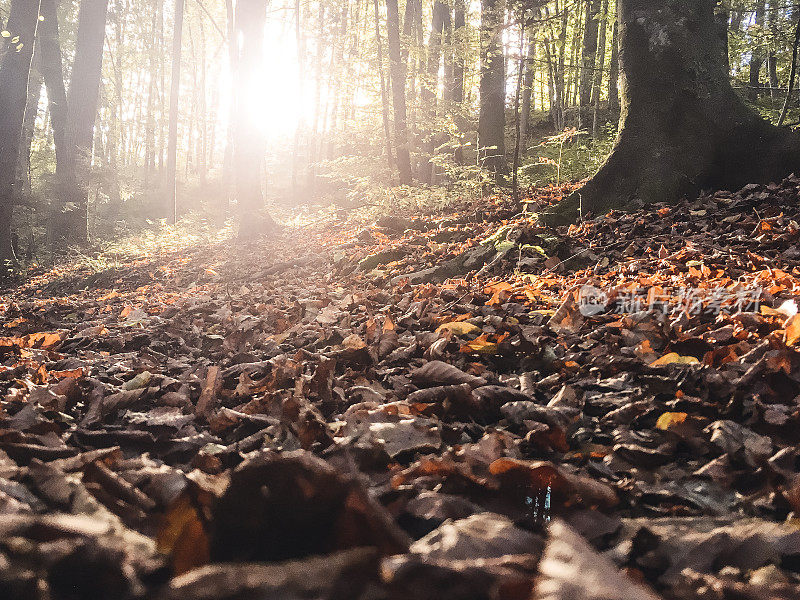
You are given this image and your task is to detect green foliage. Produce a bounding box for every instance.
[517,119,617,188]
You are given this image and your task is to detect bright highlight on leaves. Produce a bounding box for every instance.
[656,412,689,431]
[784,314,800,346]
[650,353,700,366]
[436,321,480,336]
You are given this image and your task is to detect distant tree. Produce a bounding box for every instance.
[46,0,109,247]
[579,0,600,107]
[0,0,42,266]
[478,0,507,179]
[385,0,413,184]
[749,0,766,100]
[233,0,276,237]
[166,0,184,224]
[420,0,446,184]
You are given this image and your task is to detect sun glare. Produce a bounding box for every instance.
[224,8,308,139]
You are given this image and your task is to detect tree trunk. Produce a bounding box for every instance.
[748,0,766,101]
[543,0,800,224]
[591,0,608,138]
[767,0,779,96]
[18,67,43,199]
[452,0,466,164]
[38,0,69,208]
[478,0,507,179]
[420,0,446,184]
[373,0,393,170]
[53,0,109,247]
[291,0,306,195]
[519,30,536,155]
[223,0,236,216]
[607,8,619,111]
[385,0,412,184]
[512,18,526,199]
[0,0,41,265]
[166,0,184,224]
[579,0,600,107]
[778,10,800,126]
[233,0,275,237]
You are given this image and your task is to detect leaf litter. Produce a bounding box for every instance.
[1,177,800,598]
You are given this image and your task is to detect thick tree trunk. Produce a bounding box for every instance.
[778,11,800,126]
[543,0,800,224]
[233,0,275,238]
[478,0,507,179]
[0,0,41,265]
[385,0,412,184]
[51,0,108,245]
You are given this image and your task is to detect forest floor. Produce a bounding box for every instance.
[2,177,800,599]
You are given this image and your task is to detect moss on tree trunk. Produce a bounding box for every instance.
[542,0,800,225]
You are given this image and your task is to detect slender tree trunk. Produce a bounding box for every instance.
[385,0,412,183]
[556,2,568,128]
[512,17,526,199]
[778,10,800,126]
[591,0,608,138]
[58,0,110,246]
[308,3,325,188]
[420,0,446,184]
[478,0,507,179]
[144,2,158,182]
[749,0,766,101]
[39,0,69,240]
[767,0,779,97]
[569,3,583,111]
[166,0,184,223]
[579,0,600,107]
[234,0,275,237]
[0,0,41,265]
[223,0,235,215]
[544,0,800,224]
[373,0,393,169]
[519,27,536,155]
[291,0,306,195]
[607,7,619,111]
[18,32,42,199]
[452,0,466,164]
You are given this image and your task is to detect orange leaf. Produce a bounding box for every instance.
[655,412,688,431]
[650,353,699,367]
[460,333,499,355]
[785,314,800,346]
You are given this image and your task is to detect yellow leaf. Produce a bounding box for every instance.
[656,412,688,431]
[650,353,699,367]
[436,321,481,336]
[460,334,499,355]
[785,314,800,346]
